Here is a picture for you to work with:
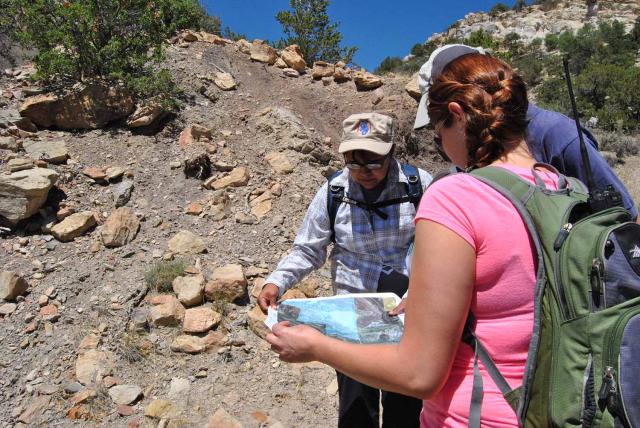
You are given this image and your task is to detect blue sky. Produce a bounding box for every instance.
[201,0,516,71]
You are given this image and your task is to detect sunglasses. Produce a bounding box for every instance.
[344,156,387,171]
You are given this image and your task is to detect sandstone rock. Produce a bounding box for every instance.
[185,202,203,216]
[282,288,306,300]
[172,274,205,307]
[22,140,68,164]
[105,166,124,181]
[0,271,29,301]
[354,71,383,90]
[297,277,322,297]
[100,207,140,247]
[250,40,277,65]
[40,304,59,321]
[167,230,206,255]
[333,66,351,83]
[247,305,269,340]
[116,405,135,416]
[19,82,135,130]
[372,88,385,105]
[79,333,100,350]
[76,349,113,385]
[182,30,198,42]
[18,396,50,424]
[214,72,237,91]
[126,101,166,128]
[0,136,20,151]
[207,408,243,428]
[312,61,335,79]
[51,211,97,242]
[283,68,300,78]
[405,72,421,100]
[208,167,250,190]
[208,190,229,221]
[281,45,306,72]
[235,212,257,224]
[6,157,33,172]
[170,334,206,354]
[250,199,272,219]
[183,306,222,333]
[236,39,252,54]
[199,32,229,45]
[82,167,107,181]
[274,57,288,68]
[70,388,97,405]
[113,180,134,208]
[0,167,58,224]
[265,151,294,174]
[148,294,185,327]
[108,384,142,405]
[179,124,212,149]
[205,264,247,302]
[144,399,178,419]
[0,303,16,315]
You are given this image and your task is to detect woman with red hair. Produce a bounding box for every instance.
[267,53,551,427]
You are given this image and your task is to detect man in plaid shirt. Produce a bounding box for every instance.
[259,112,432,428]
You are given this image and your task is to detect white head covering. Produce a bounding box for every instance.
[413,44,486,129]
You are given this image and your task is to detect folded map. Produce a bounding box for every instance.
[265,293,405,344]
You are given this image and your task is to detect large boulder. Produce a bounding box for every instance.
[0,167,58,225]
[19,81,135,130]
[280,45,306,72]
[100,207,140,248]
[250,40,277,65]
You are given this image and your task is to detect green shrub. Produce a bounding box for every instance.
[375,56,403,75]
[10,0,219,103]
[276,0,357,64]
[144,259,188,293]
[489,3,510,16]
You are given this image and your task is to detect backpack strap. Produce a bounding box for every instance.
[326,164,425,242]
[327,170,345,243]
[400,163,423,211]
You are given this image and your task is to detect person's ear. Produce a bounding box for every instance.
[447,102,465,124]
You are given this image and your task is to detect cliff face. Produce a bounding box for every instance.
[428,0,639,44]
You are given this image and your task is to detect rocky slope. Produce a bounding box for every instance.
[0,34,442,427]
[1,26,639,428]
[428,0,639,45]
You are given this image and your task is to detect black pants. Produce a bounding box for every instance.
[336,371,422,428]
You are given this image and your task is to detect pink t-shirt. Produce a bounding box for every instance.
[415,165,559,428]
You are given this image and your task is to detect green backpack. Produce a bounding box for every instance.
[461,164,640,427]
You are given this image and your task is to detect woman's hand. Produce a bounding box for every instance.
[388,298,407,316]
[266,321,325,363]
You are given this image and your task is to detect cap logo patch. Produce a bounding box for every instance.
[358,120,370,136]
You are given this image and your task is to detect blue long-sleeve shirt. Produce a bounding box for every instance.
[526,104,637,219]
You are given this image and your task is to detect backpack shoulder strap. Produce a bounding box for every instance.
[400,163,423,210]
[327,170,345,242]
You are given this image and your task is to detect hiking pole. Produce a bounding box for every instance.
[562,57,622,213]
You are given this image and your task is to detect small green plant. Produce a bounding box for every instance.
[144,259,188,293]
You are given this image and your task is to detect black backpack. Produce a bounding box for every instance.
[326,163,423,241]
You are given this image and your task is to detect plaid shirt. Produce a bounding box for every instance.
[266,160,432,295]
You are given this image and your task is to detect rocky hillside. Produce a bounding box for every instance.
[428,0,639,45]
[0,33,443,427]
[1,24,639,428]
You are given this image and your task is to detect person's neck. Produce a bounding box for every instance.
[490,140,535,169]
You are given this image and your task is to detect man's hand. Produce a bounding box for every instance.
[257,283,280,313]
[388,298,407,316]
